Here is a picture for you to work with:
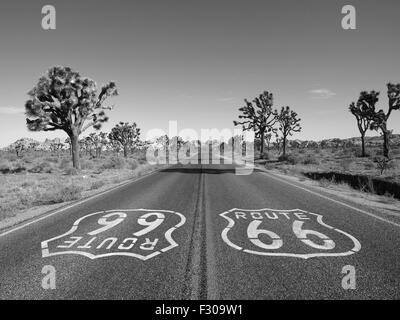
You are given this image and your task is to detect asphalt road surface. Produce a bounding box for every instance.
[0,161,399,299]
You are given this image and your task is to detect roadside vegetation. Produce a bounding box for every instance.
[233,86,400,200]
[0,148,162,221]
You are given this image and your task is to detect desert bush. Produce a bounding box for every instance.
[359,176,375,193]
[100,156,126,170]
[0,160,13,173]
[44,157,59,164]
[90,180,105,190]
[318,177,336,188]
[301,155,319,165]
[363,162,375,170]
[80,159,95,170]
[278,154,299,165]
[21,155,35,164]
[35,184,83,205]
[59,158,71,170]
[29,161,53,173]
[339,158,353,171]
[374,157,392,175]
[127,159,139,170]
[65,167,79,175]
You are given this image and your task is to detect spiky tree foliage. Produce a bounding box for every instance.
[349,91,378,157]
[79,137,94,156]
[234,91,278,156]
[86,132,108,158]
[369,83,400,158]
[25,66,118,169]
[108,122,141,158]
[277,106,302,157]
[11,139,30,157]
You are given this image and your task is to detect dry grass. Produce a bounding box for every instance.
[258,145,400,198]
[0,151,163,221]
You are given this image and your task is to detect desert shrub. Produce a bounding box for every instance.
[29,161,53,173]
[10,161,27,173]
[59,158,71,170]
[0,160,13,173]
[65,167,79,175]
[339,158,353,171]
[100,156,126,170]
[36,184,83,205]
[374,157,392,175]
[90,180,105,190]
[21,155,35,164]
[359,176,375,193]
[301,155,319,165]
[44,157,59,164]
[319,178,332,188]
[278,154,299,165]
[363,162,375,170]
[127,159,139,170]
[81,159,95,170]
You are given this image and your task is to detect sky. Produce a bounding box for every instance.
[1,0,400,147]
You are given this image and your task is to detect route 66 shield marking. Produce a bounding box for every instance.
[41,209,186,261]
[220,208,361,259]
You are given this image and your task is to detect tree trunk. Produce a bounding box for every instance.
[123,145,128,158]
[282,136,287,157]
[361,133,366,157]
[260,130,265,156]
[382,129,390,158]
[70,134,81,170]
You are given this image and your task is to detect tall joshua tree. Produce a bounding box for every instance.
[370,83,400,158]
[349,91,377,157]
[108,122,141,158]
[277,106,301,157]
[25,66,118,169]
[234,91,278,156]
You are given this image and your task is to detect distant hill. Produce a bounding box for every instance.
[288,134,400,149]
[2,137,66,152]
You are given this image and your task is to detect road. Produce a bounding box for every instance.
[0,161,399,299]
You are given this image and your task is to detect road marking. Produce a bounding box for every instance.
[41,209,186,260]
[220,208,361,259]
[0,168,163,238]
[261,170,400,228]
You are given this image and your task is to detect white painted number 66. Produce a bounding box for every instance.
[247,220,335,251]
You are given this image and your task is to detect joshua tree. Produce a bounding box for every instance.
[170,136,184,161]
[277,106,302,157]
[65,137,72,155]
[349,91,377,157]
[156,135,170,161]
[108,122,141,158]
[11,139,30,157]
[234,91,278,156]
[25,66,118,169]
[86,132,108,158]
[369,83,400,158]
